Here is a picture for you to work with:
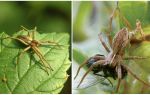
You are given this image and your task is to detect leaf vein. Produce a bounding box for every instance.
[12,34,67,93]
[34,53,68,92]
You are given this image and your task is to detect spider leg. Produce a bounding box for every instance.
[20,26,37,39]
[33,46,52,67]
[116,78,121,93]
[108,2,132,47]
[108,4,117,47]
[107,2,121,48]
[123,56,149,60]
[116,2,131,30]
[32,46,53,74]
[74,59,89,80]
[110,54,116,65]
[116,64,122,93]
[140,84,147,93]
[39,41,62,48]
[77,60,106,88]
[122,63,150,87]
[98,33,110,53]
[31,27,36,40]
[2,36,28,45]
[122,79,129,94]
[33,46,53,69]
[21,26,29,31]
[17,46,31,65]
[40,41,58,44]
[20,26,32,37]
[118,12,132,30]
[32,48,50,75]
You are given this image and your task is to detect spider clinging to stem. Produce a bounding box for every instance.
[74,19,150,92]
[2,26,62,75]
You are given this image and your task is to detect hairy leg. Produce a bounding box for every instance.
[116,64,122,93]
[74,59,89,80]
[118,12,132,30]
[32,47,51,75]
[20,26,37,39]
[77,60,106,88]
[39,41,62,48]
[108,4,117,47]
[3,37,28,45]
[17,46,31,64]
[122,63,150,87]
[32,27,37,40]
[98,33,110,53]
[123,56,149,60]
[74,55,105,80]
[32,46,53,74]
[20,26,32,37]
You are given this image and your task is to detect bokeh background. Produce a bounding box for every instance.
[0,1,71,94]
[73,1,150,94]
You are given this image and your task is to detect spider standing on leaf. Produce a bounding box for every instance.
[2,26,61,75]
[74,2,150,92]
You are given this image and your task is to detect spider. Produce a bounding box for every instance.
[74,2,149,92]
[2,26,61,75]
[74,21,150,92]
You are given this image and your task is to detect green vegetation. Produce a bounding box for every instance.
[73,1,150,94]
[0,1,71,94]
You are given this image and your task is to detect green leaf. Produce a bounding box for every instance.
[119,1,150,29]
[129,26,150,73]
[73,48,87,65]
[0,32,12,53]
[0,29,70,94]
[73,2,93,42]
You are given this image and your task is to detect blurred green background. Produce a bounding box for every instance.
[0,1,71,35]
[73,1,150,94]
[0,1,71,94]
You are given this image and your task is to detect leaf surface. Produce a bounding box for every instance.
[0,29,70,94]
[119,1,150,29]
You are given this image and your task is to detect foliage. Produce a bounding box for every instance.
[0,2,71,35]
[0,1,71,94]
[0,29,70,94]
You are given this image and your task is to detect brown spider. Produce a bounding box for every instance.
[74,25,150,93]
[2,26,61,75]
[74,2,150,92]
